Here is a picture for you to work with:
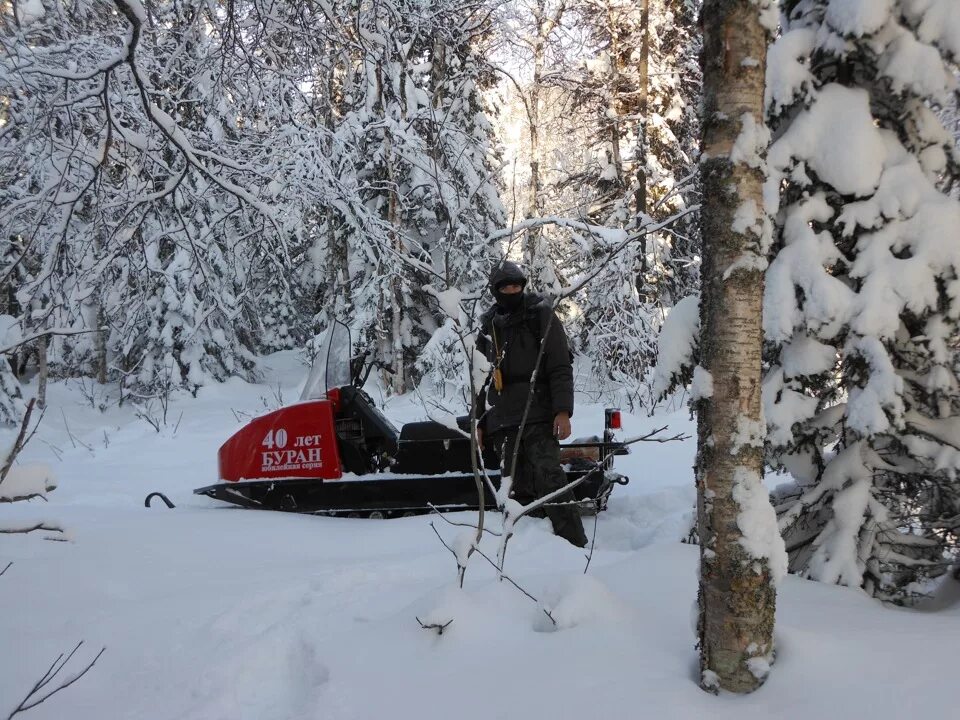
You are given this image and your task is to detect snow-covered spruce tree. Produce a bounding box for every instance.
[317,1,505,395]
[764,1,960,600]
[551,0,702,396]
[696,0,784,694]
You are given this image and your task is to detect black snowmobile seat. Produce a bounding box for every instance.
[398,420,464,443]
[395,420,469,475]
[394,420,499,475]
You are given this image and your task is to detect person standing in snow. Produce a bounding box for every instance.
[475,261,588,548]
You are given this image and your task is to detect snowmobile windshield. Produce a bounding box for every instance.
[299,322,352,401]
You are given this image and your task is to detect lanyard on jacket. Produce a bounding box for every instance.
[492,324,504,392]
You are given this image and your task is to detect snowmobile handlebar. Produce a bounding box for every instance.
[352,350,395,387]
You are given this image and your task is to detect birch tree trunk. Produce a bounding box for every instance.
[385,41,407,396]
[606,2,624,188]
[325,53,350,317]
[36,334,47,409]
[635,0,649,221]
[524,15,545,269]
[384,127,406,396]
[95,306,107,384]
[636,0,650,289]
[696,0,780,694]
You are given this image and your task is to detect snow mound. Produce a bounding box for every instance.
[535,574,634,631]
[0,464,56,501]
[188,617,331,720]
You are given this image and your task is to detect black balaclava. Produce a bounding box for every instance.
[495,288,524,313]
[489,261,527,313]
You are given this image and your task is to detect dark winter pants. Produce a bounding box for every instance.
[492,423,588,548]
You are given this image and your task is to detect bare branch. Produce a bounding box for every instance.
[617,426,690,446]
[584,511,600,574]
[60,409,93,452]
[429,521,461,563]
[6,642,106,719]
[517,467,596,519]
[428,505,502,537]
[0,398,37,485]
[469,542,557,627]
[415,617,454,635]
[428,521,556,626]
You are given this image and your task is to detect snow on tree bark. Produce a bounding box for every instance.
[696,0,782,694]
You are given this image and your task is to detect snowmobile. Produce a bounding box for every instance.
[191,322,629,517]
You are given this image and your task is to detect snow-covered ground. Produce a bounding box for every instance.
[1,352,956,720]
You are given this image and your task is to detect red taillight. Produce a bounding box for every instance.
[326,387,341,413]
[606,408,621,430]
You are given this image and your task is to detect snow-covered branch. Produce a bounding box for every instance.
[0,328,98,358]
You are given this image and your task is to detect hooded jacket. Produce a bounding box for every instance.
[476,288,574,434]
[488,260,527,295]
